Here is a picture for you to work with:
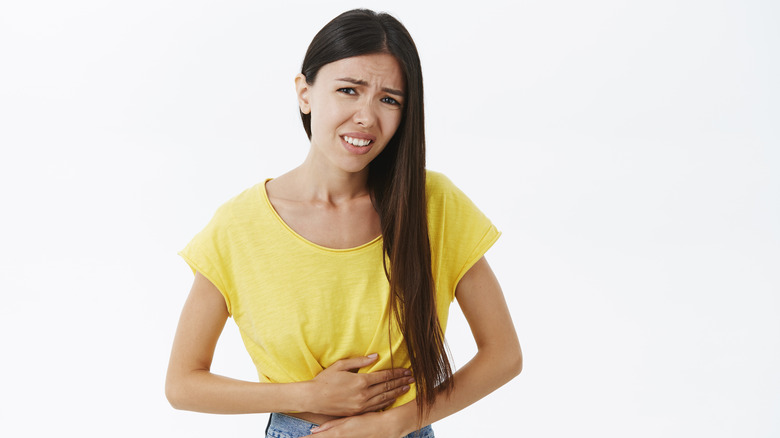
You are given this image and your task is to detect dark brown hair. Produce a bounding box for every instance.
[299,9,453,419]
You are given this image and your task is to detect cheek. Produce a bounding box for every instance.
[384,113,403,138]
[309,110,337,139]
[382,111,401,137]
[310,102,350,138]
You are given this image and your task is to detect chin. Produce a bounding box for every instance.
[340,163,372,175]
[332,154,376,175]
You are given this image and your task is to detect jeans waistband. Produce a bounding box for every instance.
[265,413,435,438]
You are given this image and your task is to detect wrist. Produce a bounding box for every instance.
[291,380,314,413]
[384,404,418,437]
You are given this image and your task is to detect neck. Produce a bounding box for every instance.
[290,152,371,204]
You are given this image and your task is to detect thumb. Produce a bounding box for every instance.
[333,353,379,371]
[310,418,342,434]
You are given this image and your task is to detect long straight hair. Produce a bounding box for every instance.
[299,9,453,419]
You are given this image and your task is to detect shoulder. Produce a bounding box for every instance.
[425,170,476,208]
[425,169,453,190]
[424,169,501,293]
[425,169,459,199]
[424,169,495,229]
[190,181,268,243]
[210,181,266,224]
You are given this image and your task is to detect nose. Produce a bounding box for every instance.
[352,99,377,128]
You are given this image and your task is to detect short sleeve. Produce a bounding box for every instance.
[178,203,235,315]
[426,171,501,301]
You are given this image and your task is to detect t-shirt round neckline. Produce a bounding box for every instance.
[259,178,383,253]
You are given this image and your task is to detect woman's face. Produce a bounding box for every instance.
[296,53,405,175]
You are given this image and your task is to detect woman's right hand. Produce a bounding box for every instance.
[167,273,413,417]
[305,354,414,416]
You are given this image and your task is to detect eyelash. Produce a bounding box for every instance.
[382,96,401,106]
[337,88,401,106]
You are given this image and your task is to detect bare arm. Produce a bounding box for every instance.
[311,256,522,436]
[165,271,412,415]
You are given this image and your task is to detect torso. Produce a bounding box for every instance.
[264,174,382,425]
[265,177,382,250]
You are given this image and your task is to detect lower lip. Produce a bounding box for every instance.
[340,137,374,155]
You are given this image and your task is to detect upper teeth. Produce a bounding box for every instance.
[344,136,372,147]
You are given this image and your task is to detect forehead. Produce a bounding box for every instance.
[318,53,405,90]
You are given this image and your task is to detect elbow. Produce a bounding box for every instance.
[165,365,213,412]
[482,340,523,381]
[511,350,523,377]
[507,342,523,378]
[165,382,181,410]
[165,375,187,411]
[480,340,523,381]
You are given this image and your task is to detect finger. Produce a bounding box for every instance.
[365,380,411,407]
[331,353,379,371]
[364,367,410,386]
[361,390,398,413]
[361,396,397,413]
[366,373,414,398]
[310,418,343,434]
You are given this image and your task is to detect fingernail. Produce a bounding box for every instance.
[404,369,411,376]
[310,426,320,432]
[408,377,415,383]
[402,385,410,391]
[367,353,378,359]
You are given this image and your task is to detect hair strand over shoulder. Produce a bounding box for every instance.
[299,9,454,423]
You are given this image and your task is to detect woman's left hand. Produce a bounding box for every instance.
[309,411,402,437]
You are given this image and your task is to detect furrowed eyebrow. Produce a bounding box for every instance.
[335,77,404,98]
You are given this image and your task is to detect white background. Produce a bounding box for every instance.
[1,0,778,436]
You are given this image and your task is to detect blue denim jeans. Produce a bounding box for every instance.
[265,412,435,438]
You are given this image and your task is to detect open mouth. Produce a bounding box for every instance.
[342,135,373,147]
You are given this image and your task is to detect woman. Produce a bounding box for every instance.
[166,9,522,438]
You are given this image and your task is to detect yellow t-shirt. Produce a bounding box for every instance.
[179,170,500,408]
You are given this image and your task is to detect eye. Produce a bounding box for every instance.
[381,96,401,106]
[337,88,357,95]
